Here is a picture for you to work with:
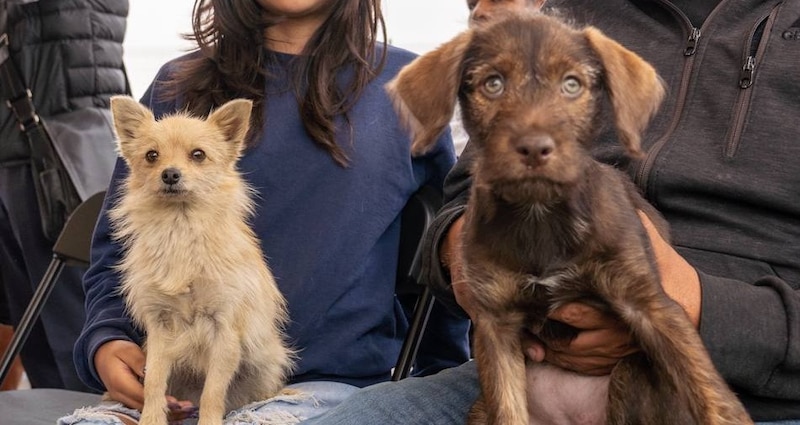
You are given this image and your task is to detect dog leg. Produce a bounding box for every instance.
[140,330,173,425]
[471,312,529,425]
[197,328,243,425]
[599,273,753,424]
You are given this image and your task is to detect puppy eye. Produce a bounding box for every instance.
[191,149,206,162]
[561,76,583,96]
[482,75,505,98]
[145,150,158,163]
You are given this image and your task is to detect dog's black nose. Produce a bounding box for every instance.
[514,136,555,166]
[161,168,181,185]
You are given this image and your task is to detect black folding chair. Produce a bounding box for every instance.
[393,185,441,381]
[0,191,105,385]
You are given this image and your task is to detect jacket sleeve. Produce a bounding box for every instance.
[418,140,477,318]
[698,271,800,402]
[411,128,473,374]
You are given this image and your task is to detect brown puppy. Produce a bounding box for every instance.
[386,12,752,425]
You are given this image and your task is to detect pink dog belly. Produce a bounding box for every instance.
[526,362,609,425]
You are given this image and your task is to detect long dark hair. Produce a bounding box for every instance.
[163,0,387,166]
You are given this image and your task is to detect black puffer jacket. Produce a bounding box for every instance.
[421,0,800,420]
[0,0,128,199]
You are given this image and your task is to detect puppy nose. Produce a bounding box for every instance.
[514,136,555,166]
[161,167,181,185]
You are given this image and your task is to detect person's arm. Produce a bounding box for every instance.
[418,140,476,317]
[697,272,799,401]
[411,127,473,374]
[72,160,143,392]
[641,213,800,401]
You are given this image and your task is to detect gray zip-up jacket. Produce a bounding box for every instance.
[420,0,800,420]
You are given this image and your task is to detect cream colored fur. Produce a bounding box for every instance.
[108,96,294,425]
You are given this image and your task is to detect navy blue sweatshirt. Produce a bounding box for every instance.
[74,45,470,391]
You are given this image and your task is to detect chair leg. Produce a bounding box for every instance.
[0,257,65,385]
[393,287,436,381]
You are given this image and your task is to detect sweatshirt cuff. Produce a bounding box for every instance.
[77,326,135,392]
[698,271,788,391]
[420,204,468,318]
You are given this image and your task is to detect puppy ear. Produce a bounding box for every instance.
[386,31,472,156]
[584,27,665,158]
[110,95,155,159]
[207,99,253,153]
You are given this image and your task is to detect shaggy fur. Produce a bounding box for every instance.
[108,97,294,425]
[386,12,752,425]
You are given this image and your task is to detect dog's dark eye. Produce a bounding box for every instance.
[191,149,206,162]
[482,75,505,98]
[145,150,158,163]
[561,76,583,96]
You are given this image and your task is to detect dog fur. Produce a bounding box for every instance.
[386,12,752,425]
[108,96,294,425]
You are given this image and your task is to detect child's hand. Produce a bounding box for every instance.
[95,339,197,423]
[95,340,147,410]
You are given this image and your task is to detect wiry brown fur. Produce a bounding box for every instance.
[108,96,294,425]
[387,12,752,425]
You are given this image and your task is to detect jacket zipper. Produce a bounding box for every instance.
[634,1,714,197]
[724,5,781,158]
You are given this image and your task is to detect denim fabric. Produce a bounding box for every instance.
[56,381,358,425]
[757,422,800,425]
[307,361,480,425]
[309,361,800,425]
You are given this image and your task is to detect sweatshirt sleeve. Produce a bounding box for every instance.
[698,271,800,401]
[72,160,144,391]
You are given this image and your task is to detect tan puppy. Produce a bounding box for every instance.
[108,96,294,425]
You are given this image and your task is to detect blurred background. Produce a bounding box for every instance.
[125,0,470,99]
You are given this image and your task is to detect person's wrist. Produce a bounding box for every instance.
[440,216,465,271]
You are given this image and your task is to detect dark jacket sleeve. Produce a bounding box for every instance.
[419,141,476,317]
[698,271,800,405]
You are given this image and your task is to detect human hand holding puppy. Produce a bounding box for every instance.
[442,211,701,376]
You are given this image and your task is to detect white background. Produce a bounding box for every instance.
[124,0,470,98]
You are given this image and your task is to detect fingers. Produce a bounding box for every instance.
[529,302,639,375]
[543,351,619,376]
[95,340,146,410]
[523,333,546,363]
[167,399,199,422]
[547,302,612,330]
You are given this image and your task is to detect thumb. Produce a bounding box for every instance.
[119,345,147,380]
[524,334,546,362]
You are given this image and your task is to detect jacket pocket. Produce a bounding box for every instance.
[723,4,780,158]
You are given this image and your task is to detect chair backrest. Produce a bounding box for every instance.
[396,185,442,295]
[53,191,105,267]
[0,191,105,386]
[393,185,442,380]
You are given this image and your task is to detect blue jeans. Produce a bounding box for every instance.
[57,381,359,424]
[308,361,800,425]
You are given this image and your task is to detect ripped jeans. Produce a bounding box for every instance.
[57,381,359,425]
